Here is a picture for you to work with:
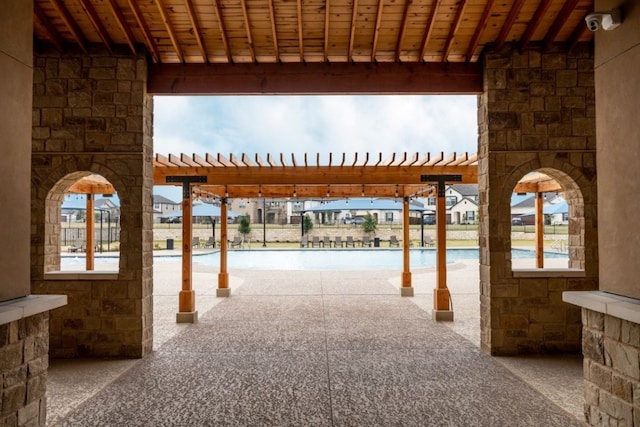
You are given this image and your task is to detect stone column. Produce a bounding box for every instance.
[479,43,598,355]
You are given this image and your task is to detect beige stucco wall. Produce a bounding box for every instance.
[595,1,640,298]
[0,0,32,301]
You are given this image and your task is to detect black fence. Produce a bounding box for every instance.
[61,227,120,251]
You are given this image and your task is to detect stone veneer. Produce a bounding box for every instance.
[478,43,599,355]
[0,314,49,426]
[581,309,640,425]
[30,47,154,358]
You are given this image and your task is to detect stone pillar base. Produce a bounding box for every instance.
[217,288,231,297]
[176,311,198,323]
[400,286,414,297]
[432,310,454,321]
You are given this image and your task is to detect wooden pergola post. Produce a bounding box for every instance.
[535,191,544,268]
[217,199,230,297]
[85,193,94,271]
[401,196,413,296]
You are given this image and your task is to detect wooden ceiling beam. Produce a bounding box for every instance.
[519,0,552,51]
[297,0,304,62]
[49,0,88,54]
[544,0,580,51]
[148,62,483,94]
[419,0,441,62]
[268,0,280,61]
[187,184,438,199]
[568,9,591,52]
[465,0,494,62]
[107,0,137,55]
[154,0,184,63]
[371,0,384,61]
[395,0,412,62]
[184,0,209,63]
[34,3,63,52]
[324,0,330,61]
[126,0,160,63]
[212,0,233,63]
[442,0,468,61]
[78,0,114,53]
[240,0,256,63]
[348,0,360,61]
[494,0,526,52]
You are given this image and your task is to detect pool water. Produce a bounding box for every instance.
[62,248,567,270]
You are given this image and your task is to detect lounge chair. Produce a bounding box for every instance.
[192,236,200,248]
[230,236,243,249]
[346,236,355,247]
[312,236,321,248]
[334,236,343,247]
[300,236,309,248]
[389,235,400,247]
[68,239,85,253]
[361,236,372,247]
[202,237,215,248]
[322,236,331,248]
[424,236,435,247]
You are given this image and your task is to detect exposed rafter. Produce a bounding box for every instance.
[107,0,137,55]
[395,0,413,62]
[154,0,184,63]
[126,0,160,63]
[324,0,331,61]
[268,0,280,61]
[49,0,88,54]
[465,0,495,62]
[544,0,580,51]
[297,0,304,61]
[184,0,209,63]
[419,0,441,62]
[520,0,552,51]
[495,0,526,51]
[239,0,256,62]
[348,0,360,61]
[34,3,63,52]
[78,0,113,53]
[442,0,468,61]
[371,0,385,61]
[212,0,233,63]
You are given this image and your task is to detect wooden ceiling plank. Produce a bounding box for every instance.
[34,3,63,52]
[519,0,552,51]
[184,0,209,63]
[395,0,412,62]
[239,0,257,63]
[154,0,185,63]
[126,0,160,63]
[212,0,233,63]
[78,0,113,53]
[568,9,591,52]
[544,0,580,51]
[348,0,359,61]
[49,0,89,54]
[267,0,280,61]
[419,0,442,62]
[495,0,526,52]
[442,0,468,62]
[106,0,137,55]
[297,0,304,62]
[465,0,495,62]
[371,0,384,61]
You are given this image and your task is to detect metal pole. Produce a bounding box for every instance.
[301,211,304,236]
[99,210,103,253]
[262,198,267,247]
[107,211,111,251]
[421,213,425,247]
[212,218,216,248]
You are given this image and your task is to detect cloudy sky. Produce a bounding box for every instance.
[153,95,478,200]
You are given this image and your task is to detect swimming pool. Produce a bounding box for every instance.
[62,248,567,270]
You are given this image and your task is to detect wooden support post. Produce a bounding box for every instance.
[167,176,206,323]
[401,197,413,296]
[217,199,230,297]
[535,192,544,268]
[85,194,94,271]
[421,174,459,321]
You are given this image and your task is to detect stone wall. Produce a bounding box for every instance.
[31,47,154,358]
[582,309,640,426]
[0,313,49,426]
[478,43,598,355]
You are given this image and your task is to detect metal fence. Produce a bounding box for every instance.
[61,227,120,250]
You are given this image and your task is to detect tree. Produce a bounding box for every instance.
[303,214,314,233]
[238,215,251,241]
[362,212,377,235]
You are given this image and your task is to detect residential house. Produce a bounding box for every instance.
[425,184,479,224]
[153,195,181,223]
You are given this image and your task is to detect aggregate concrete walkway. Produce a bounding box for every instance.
[48,258,586,426]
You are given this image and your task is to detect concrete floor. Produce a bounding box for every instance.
[47,255,586,426]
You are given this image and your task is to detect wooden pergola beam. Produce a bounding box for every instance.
[147,62,483,94]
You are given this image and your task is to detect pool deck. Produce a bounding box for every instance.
[47,257,584,426]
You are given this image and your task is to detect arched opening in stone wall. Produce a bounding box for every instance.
[509,168,584,271]
[44,172,120,273]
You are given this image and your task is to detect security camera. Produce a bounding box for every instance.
[585,8,622,32]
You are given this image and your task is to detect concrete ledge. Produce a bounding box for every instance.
[176,311,198,323]
[563,291,640,324]
[432,310,454,322]
[0,294,67,326]
[400,287,414,297]
[513,268,585,278]
[45,271,119,280]
[217,288,231,297]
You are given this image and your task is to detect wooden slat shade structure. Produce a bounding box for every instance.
[153,151,479,198]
